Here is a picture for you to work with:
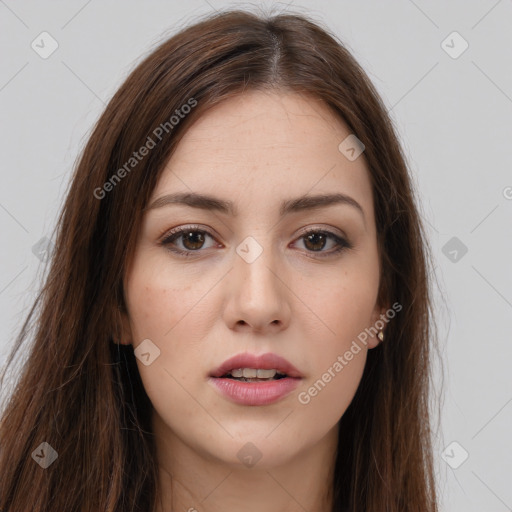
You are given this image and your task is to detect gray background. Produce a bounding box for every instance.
[1,1,511,510]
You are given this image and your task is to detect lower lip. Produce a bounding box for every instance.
[209,377,301,406]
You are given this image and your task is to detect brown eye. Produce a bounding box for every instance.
[161,226,218,256]
[294,229,352,257]
[303,232,328,251]
[179,230,206,250]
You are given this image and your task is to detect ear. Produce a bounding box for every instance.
[366,301,390,350]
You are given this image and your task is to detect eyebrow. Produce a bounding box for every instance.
[146,191,365,222]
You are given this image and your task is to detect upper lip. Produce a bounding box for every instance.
[209,352,303,378]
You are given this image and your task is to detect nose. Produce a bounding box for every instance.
[222,238,292,334]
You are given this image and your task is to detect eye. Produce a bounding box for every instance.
[292,228,352,257]
[160,225,220,256]
[159,225,352,258]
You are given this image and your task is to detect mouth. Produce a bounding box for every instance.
[208,352,303,406]
[209,352,303,380]
[218,368,289,382]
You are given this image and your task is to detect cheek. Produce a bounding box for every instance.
[124,251,206,343]
[124,260,208,431]
[123,253,216,398]
[296,348,366,427]
[292,269,375,429]
[295,252,380,361]
[289,260,379,433]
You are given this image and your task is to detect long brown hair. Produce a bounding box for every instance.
[0,8,441,511]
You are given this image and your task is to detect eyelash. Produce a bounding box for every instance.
[159,224,353,259]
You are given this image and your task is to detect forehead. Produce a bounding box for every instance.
[151,89,374,221]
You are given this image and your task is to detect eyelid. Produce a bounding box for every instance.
[159,224,215,242]
[295,224,348,240]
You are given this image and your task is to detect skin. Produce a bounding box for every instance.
[119,89,387,512]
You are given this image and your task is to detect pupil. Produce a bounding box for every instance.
[304,233,325,251]
[183,231,205,250]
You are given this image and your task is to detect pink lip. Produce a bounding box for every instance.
[209,352,303,379]
[208,352,303,406]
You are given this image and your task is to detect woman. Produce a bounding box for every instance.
[0,8,440,512]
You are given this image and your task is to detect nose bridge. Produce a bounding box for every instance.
[234,233,281,297]
[226,232,291,330]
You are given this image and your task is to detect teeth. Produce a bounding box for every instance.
[255,369,276,379]
[229,368,285,378]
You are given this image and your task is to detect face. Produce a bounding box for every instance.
[121,89,386,470]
